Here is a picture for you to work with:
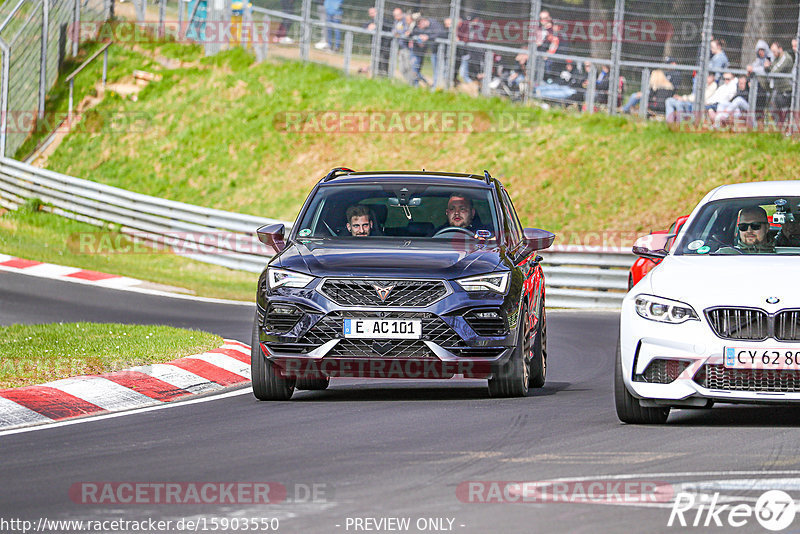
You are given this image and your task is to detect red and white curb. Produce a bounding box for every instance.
[0,254,145,288]
[0,340,252,430]
[0,254,253,305]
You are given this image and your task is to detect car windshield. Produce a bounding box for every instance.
[294,184,500,241]
[675,196,800,256]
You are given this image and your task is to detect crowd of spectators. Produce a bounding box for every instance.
[277,4,799,129]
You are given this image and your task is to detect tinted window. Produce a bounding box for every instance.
[295,184,500,240]
[675,196,800,255]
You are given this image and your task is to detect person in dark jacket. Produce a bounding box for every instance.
[765,41,794,128]
[622,69,674,115]
[408,16,446,88]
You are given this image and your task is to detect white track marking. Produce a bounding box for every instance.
[41,376,160,411]
[184,353,251,378]
[0,397,53,427]
[0,387,252,437]
[19,264,81,277]
[128,363,226,394]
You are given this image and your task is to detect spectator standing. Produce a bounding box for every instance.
[765,41,794,128]
[709,39,729,83]
[323,0,343,51]
[408,16,446,88]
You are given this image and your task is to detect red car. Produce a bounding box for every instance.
[628,215,689,290]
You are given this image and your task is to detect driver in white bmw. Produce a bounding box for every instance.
[735,206,773,252]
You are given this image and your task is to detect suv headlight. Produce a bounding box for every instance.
[268,268,314,289]
[634,294,699,324]
[456,272,509,294]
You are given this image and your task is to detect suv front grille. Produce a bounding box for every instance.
[328,339,436,359]
[706,308,768,341]
[776,310,800,341]
[633,359,692,384]
[694,364,800,393]
[320,279,448,307]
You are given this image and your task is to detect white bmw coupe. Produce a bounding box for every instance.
[617,181,800,424]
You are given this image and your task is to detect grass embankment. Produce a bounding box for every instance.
[0,201,255,301]
[0,322,221,389]
[39,42,800,236]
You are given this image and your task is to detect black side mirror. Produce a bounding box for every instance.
[256,223,286,254]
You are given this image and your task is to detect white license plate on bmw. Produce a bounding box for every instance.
[343,318,422,339]
[724,347,800,370]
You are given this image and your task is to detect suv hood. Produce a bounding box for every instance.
[274,239,504,279]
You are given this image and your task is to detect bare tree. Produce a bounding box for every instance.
[740,0,773,67]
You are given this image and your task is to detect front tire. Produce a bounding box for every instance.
[251,316,295,400]
[488,307,530,398]
[529,305,547,388]
[614,339,669,424]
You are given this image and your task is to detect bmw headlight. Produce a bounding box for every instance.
[268,268,314,289]
[634,294,699,324]
[456,272,509,294]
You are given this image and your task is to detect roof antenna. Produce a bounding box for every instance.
[422,168,426,172]
[483,170,492,184]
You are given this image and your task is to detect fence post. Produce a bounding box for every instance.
[608,0,624,114]
[38,0,49,120]
[159,0,166,39]
[73,0,80,56]
[481,50,492,96]
[694,0,714,125]
[748,81,758,128]
[585,64,596,113]
[388,37,398,78]
[343,31,353,75]
[435,42,445,89]
[445,0,461,89]
[300,0,311,61]
[369,0,385,77]
[0,39,8,159]
[638,68,650,120]
[523,0,541,103]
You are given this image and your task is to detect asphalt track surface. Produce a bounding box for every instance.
[2,270,800,534]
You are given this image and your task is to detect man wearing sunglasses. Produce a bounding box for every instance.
[735,206,774,252]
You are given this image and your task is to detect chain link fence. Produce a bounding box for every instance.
[0,0,108,158]
[219,0,800,132]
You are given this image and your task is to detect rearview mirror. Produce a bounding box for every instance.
[632,233,669,259]
[256,223,286,254]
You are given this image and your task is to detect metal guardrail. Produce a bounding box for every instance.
[0,158,634,308]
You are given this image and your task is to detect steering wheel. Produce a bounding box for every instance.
[432,226,475,238]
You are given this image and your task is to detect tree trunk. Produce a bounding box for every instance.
[740,0,773,68]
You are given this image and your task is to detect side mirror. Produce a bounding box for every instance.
[522,228,556,251]
[256,223,286,254]
[632,233,670,259]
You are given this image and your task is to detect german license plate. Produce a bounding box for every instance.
[724,347,800,369]
[343,318,422,339]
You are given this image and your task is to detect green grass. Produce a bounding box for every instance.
[38,41,800,238]
[0,322,222,389]
[0,201,256,301]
